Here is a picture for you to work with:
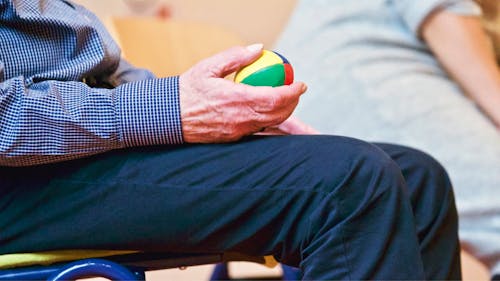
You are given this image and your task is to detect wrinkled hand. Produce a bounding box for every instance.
[179,44,308,143]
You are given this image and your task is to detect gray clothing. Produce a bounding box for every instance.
[276,0,500,276]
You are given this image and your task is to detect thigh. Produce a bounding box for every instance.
[0,135,389,256]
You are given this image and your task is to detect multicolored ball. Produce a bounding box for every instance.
[234,50,294,87]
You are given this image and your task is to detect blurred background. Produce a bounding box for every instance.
[75,0,295,49]
[73,0,493,280]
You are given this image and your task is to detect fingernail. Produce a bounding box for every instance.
[246,43,264,52]
[301,83,308,92]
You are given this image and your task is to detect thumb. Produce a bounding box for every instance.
[199,43,264,78]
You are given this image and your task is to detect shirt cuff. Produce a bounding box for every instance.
[117,76,184,147]
[400,0,481,36]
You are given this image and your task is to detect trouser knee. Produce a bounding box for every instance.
[383,144,457,224]
[313,137,409,206]
[303,137,414,236]
[296,137,425,279]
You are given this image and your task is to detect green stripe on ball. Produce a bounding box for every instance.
[240,64,285,87]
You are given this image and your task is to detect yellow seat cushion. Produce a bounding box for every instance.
[0,249,279,270]
[0,250,137,269]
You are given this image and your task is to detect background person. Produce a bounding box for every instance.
[276,0,500,279]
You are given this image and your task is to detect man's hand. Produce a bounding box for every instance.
[179,44,308,143]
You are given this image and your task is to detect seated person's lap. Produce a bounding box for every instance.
[0,135,458,278]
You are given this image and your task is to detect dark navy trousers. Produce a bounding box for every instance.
[0,135,460,280]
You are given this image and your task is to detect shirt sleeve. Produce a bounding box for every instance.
[108,59,157,85]
[393,0,482,36]
[0,71,183,167]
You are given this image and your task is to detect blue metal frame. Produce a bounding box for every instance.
[0,254,299,281]
[0,259,145,281]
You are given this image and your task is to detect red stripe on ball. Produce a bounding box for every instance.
[283,63,294,85]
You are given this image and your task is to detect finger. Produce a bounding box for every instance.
[197,44,264,78]
[245,94,301,130]
[237,82,308,112]
[277,116,321,135]
[254,127,289,136]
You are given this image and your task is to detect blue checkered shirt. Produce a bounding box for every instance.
[0,0,184,167]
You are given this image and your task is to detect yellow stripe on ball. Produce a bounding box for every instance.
[235,50,283,83]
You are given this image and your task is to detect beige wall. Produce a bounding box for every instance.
[75,0,297,47]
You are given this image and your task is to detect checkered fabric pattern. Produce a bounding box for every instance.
[0,0,183,167]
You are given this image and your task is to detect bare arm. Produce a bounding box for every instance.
[421,9,500,128]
